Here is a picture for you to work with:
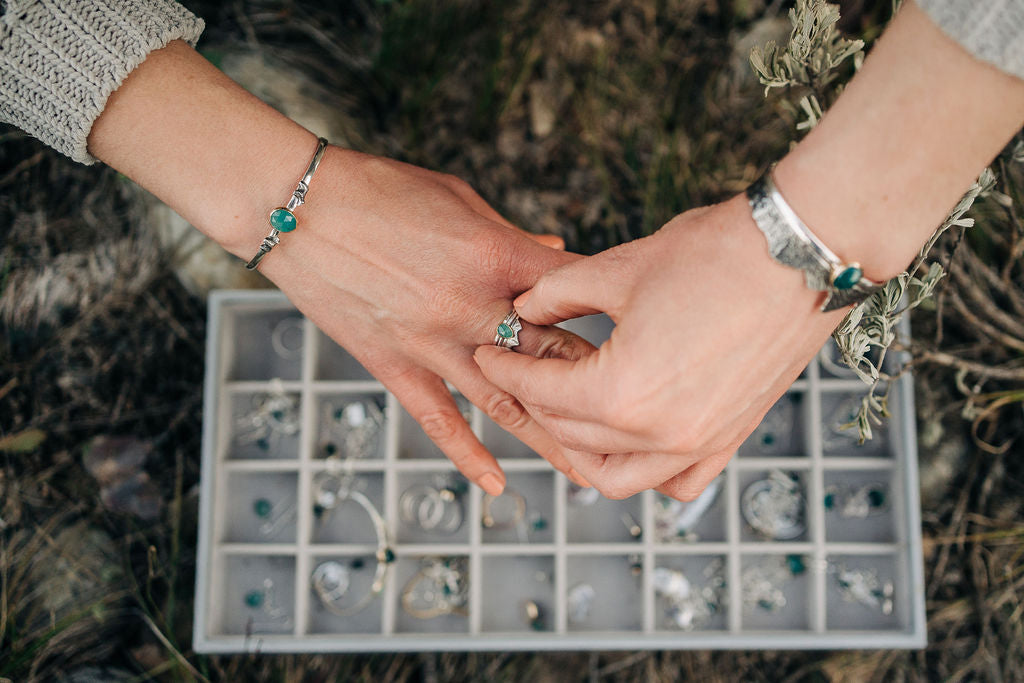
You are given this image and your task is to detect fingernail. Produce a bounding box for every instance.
[479,472,506,497]
[568,468,592,488]
[513,290,532,310]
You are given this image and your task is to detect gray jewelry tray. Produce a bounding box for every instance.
[193,290,926,653]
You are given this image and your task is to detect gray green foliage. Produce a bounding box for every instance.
[750,0,992,442]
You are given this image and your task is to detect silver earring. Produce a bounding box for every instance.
[749,399,794,454]
[243,577,292,630]
[235,380,300,452]
[741,554,808,613]
[567,583,596,625]
[653,559,726,630]
[824,483,889,518]
[741,470,806,540]
[832,563,894,615]
[270,316,304,360]
[321,398,385,460]
[823,396,866,451]
[655,476,722,542]
[401,557,469,619]
[253,495,296,538]
[400,477,466,535]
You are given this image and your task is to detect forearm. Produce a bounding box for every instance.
[86,40,316,258]
[774,0,1024,281]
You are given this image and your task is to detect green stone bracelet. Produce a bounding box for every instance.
[245,137,329,270]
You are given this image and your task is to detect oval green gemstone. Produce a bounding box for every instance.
[787,554,807,575]
[833,265,863,290]
[269,208,297,233]
[823,493,835,510]
[244,590,264,608]
[868,489,886,507]
[497,323,514,338]
[253,498,273,518]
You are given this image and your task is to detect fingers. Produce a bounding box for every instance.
[385,365,506,496]
[562,450,702,501]
[473,345,599,419]
[529,233,566,250]
[442,174,566,250]
[513,319,597,362]
[512,245,636,326]
[654,449,734,501]
[444,355,592,489]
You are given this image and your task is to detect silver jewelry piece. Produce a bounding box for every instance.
[833,563,894,615]
[246,137,329,270]
[746,172,883,312]
[655,476,722,542]
[823,396,868,451]
[253,495,295,538]
[321,398,385,460]
[741,470,806,540]
[481,488,527,530]
[741,554,808,613]
[235,380,300,452]
[401,557,469,619]
[270,317,304,360]
[494,310,523,348]
[244,577,292,631]
[399,479,465,535]
[567,483,601,506]
[311,561,350,604]
[748,399,794,454]
[567,583,596,624]
[824,483,888,518]
[653,560,726,630]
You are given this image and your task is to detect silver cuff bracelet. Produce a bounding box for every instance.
[746,172,882,312]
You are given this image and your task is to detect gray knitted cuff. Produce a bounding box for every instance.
[0,0,205,165]
[917,0,1024,83]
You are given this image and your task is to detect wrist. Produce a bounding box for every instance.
[770,0,1024,283]
[87,40,321,258]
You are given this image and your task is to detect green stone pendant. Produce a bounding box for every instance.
[497,323,514,339]
[269,207,298,233]
[833,264,863,290]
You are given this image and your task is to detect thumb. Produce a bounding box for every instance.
[529,233,565,250]
[512,247,635,326]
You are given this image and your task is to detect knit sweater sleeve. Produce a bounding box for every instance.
[0,0,204,165]
[916,0,1024,82]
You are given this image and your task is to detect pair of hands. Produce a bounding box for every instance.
[256,145,843,501]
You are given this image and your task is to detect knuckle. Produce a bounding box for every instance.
[595,480,632,501]
[419,410,466,443]
[469,230,511,276]
[484,392,529,430]
[536,332,587,361]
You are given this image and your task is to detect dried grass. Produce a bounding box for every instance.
[1,1,1022,680]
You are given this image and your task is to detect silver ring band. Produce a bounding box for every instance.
[494,310,523,348]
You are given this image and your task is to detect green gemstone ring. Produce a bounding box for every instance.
[493,310,523,348]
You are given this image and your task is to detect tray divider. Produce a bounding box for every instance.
[726,460,742,633]
[292,317,319,636]
[642,489,655,633]
[807,357,827,634]
[382,392,402,635]
[469,407,484,635]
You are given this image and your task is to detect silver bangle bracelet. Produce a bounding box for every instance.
[245,136,329,270]
[745,171,883,312]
